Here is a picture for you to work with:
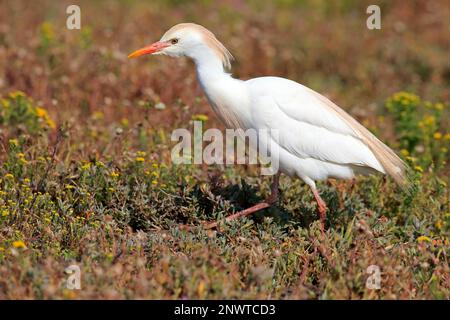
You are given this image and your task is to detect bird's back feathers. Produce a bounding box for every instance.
[246,76,410,187]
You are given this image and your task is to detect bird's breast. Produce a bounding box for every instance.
[201,79,251,130]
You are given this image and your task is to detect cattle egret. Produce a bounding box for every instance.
[128,23,409,232]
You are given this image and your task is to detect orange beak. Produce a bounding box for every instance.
[128,41,170,59]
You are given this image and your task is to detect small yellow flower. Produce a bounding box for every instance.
[400,149,409,156]
[444,133,450,141]
[414,166,423,173]
[417,236,431,243]
[9,139,19,147]
[45,117,56,129]
[5,173,14,179]
[136,151,147,157]
[108,187,115,192]
[192,114,209,122]
[110,171,119,178]
[1,98,10,108]
[9,91,25,99]
[433,132,442,140]
[65,184,75,190]
[1,210,9,217]
[434,103,444,111]
[12,240,26,249]
[120,118,129,127]
[423,116,435,126]
[81,162,91,170]
[92,111,104,120]
[135,157,145,163]
[151,180,158,185]
[35,107,48,118]
[435,220,443,230]
[406,156,416,163]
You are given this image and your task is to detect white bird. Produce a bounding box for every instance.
[128,23,408,231]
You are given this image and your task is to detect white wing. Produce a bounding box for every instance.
[246,77,395,175]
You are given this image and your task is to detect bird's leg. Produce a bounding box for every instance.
[202,172,281,230]
[311,188,327,234]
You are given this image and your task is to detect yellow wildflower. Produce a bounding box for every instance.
[135,157,145,162]
[192,114,209,122]
[81,162,91,170]
[92,111,104,120]
[36,107,48,118]
[120,118,129,127]
[1,210,9,217]
[110,171,119,178]
[12,240,26,249]
[417,236,431,243]
[433,132,442,140]
[5,173,14,179]
[9,91,25,99]
[434,103,444,111]
[1,98,10,108]
[9,139,19,147]
[423,116,435,126]
[151,180,158,185]
[137,151,147,157]
[444,133,450,141]
[414,166,423,173]
[400,149,409,156]
[45,117,56,129]
[35,107,56,129]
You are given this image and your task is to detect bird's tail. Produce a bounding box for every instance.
[312,90,414,192]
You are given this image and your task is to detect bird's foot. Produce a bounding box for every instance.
[181,174,281,231]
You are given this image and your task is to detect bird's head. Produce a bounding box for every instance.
[128,23,233,69]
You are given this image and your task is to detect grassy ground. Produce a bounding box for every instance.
[0,0,449,299]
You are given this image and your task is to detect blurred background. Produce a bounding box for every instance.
[1,0,448,133]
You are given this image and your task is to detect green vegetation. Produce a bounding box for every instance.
[0,0,448,299]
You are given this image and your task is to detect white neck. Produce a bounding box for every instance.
[188,46,251,129]
[189,45,228,85]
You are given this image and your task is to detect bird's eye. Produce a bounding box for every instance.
[171,38,179,45]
